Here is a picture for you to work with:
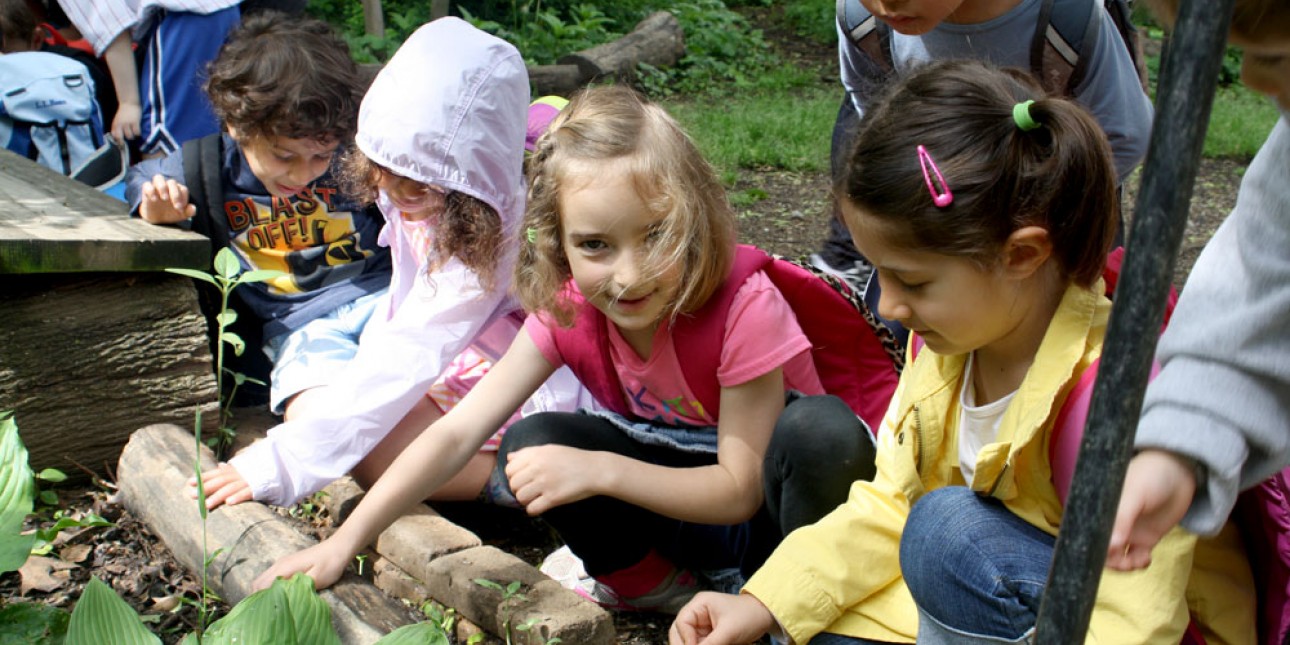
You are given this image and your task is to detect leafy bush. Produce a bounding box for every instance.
[459,3,620,65]
[781,0,835,45]
[635,0,779,96]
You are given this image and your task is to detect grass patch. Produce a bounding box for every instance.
[1204,85,1280,159]
[781,0,835,45]
[663,87,837,175]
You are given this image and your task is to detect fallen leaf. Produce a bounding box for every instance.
[150,594,182,612]
[59,543,92,563]
[19,556,79,595]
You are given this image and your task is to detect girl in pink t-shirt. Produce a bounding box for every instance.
[250,85,875,604]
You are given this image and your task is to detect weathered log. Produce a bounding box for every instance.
[527,64,585,97]
[558,11,685,83]
[116,424,419,643]
[0,274,218,478]
[320,478,616,644]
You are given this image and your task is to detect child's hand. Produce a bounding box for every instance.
[187,462,254,510]
[504,445,605,516]
[139,174,197,224]
[252,539,352,592]
[669,591,777,645]
[111,100,142,144]
[1107,449,1198,571]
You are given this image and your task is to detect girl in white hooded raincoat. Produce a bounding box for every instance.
[189,17,593,510]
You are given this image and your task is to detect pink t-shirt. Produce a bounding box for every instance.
[526,271,822,426]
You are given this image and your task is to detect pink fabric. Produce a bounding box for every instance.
[527,271,819,426]
[425,346,518,451]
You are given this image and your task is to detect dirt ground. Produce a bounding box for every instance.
[1,5,1249,644]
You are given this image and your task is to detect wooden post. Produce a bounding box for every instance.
[362,0,384,37]
[430,0,448,20]
[1033,0,1235,641]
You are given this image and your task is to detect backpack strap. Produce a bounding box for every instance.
[672,245,774,420]
[837,0,895,107]
[1033,0,1146,97]
[182,133,227,254]
[550,246,769,421]
[1049,247,1175,503]
[550,287,635,417]
[1031,0,1091,95]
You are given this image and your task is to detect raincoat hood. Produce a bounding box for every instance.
[355,17,529,230]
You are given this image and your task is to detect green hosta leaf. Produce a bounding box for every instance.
[165,267,218,285]
[201,582,296,644]
[0,602,70,644]
[280,572,341,645]
[375,622,451,645]
[237,269,286,285]
[202,574,336,645]
[213,247,241,279]
[0,413,36,574]
[66,577,161,645]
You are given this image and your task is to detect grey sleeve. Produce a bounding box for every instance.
[1135,116,1290,535]
[836,20,867,118]
[1071,8,1153,181]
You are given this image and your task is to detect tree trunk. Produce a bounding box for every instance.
[0,273,218,478]
[557,11,685,83]
[528,64,585,97]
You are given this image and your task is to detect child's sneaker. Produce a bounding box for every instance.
[616,567,701,614]
[540,545,613,603]
[538,546,701,614]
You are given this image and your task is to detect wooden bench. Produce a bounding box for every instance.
[0,148,218,478]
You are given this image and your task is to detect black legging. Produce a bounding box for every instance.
[496,394,875,578]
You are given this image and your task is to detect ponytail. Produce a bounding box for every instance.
[840,60,1118,287]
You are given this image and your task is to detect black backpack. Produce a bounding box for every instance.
[183,133,272,407]
[836,0,1149,100]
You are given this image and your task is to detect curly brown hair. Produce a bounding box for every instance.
[204,11,361,146]
[341,147,504,292]
[839,60,1117,288]
[518,85,736,327]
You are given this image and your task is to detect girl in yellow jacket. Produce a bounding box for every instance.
[670,58,1255,645]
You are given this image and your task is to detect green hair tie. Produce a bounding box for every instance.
[526,227,537,244]
[1013,100,1041,131]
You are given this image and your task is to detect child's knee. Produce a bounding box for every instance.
[768,395,875,480]
[496,412,570,462]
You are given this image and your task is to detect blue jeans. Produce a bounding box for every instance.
[900,487,1053,644]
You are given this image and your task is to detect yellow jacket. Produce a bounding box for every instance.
[743,282,1255,644]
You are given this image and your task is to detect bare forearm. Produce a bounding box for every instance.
[103,32,140,108]
[598,452,763,525]
[328,422,483,554]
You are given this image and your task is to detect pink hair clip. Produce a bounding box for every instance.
[917,145,953,208]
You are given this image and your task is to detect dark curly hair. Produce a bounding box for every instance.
[340,148,504,292]
[204,11,361,145]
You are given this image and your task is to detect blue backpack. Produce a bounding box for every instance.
[0,51,109,178]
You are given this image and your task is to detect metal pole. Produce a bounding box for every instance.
[1033,0,1234,641]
